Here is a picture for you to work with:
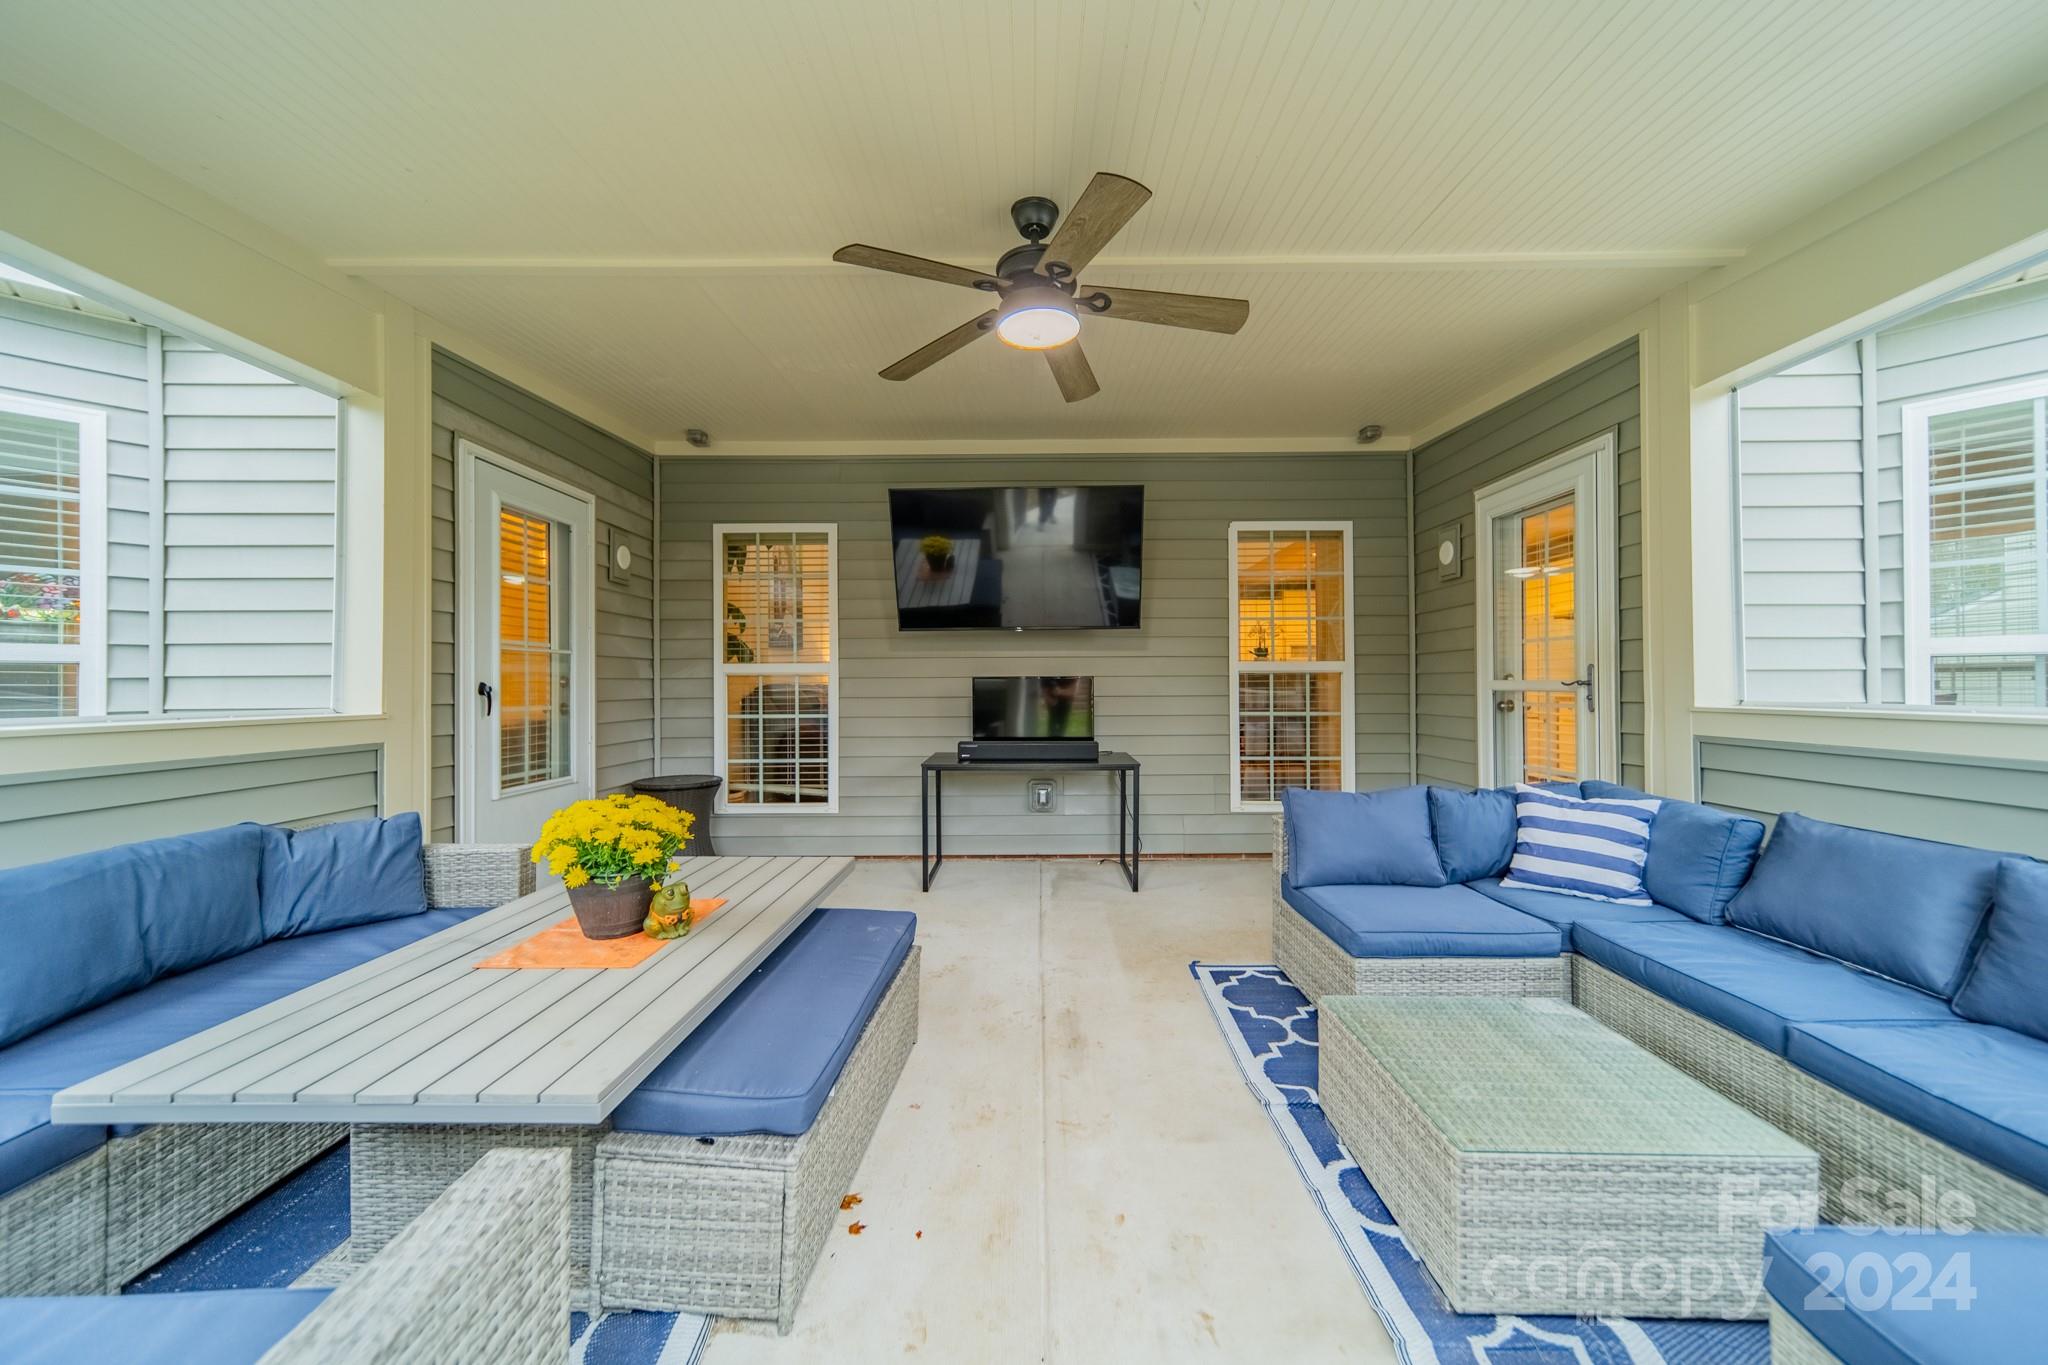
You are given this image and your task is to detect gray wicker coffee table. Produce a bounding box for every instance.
[1320,995,1817,1320]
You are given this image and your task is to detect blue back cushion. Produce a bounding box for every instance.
[0,825,265,1047]
[1500,784,1660,905]
[1426,786,1517,883]
[1282,786,1446,888]
[1952,857,2048,1044]
[1726,812,2000,998]
[1581,781,1765,923]
[257,813,427,940]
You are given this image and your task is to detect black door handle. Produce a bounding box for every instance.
[478,681,494,716]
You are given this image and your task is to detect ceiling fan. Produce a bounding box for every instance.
[832,173,1250,403]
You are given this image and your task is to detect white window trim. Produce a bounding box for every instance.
[712,522,840,816]
[1226,520,1356,814]
[0,391,107,720]
[1471,431,1620,787]
[1902,375,2048,707]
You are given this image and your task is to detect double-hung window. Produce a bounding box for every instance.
[1229,522,1354,809]
[0,394,105,719]
[1904,377,2048,709]
[713,524,838,811]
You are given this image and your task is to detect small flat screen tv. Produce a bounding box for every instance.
[887,485,1143,630]
[973,676,1095,740]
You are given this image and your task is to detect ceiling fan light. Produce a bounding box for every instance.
[995,288,1081,350]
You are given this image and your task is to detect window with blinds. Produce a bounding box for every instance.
[713,525,838,810]
[1228,523,1354,809]
[1909,383,2048,709]
[0,396,103,719]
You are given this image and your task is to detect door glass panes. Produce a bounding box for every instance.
[1233,527,1349,806]
[1492,496,1581,783]
[497,505,570,791]
[718,528,835,807]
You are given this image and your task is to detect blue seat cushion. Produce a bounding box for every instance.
[0,825,267,1048]
[1571,920,1954,1054]
[1280,880,1562,958]
[0,1289,331,1365]
[1726,812,1999,998]
[1282,785,1446,888]
[0,907,487,1139]
[1468,877,1688,930]
[1426,786,1517,883]
[1766,1227,2043,1365]
[257,813,428,939]
[1582,782,1766,924]
[0,1094,105,1199]
[1952,857,2048,1045]
[612,908,917,1138]
[1786,1020,2048,1194]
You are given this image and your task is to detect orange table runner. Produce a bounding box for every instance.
[474,898,728,970]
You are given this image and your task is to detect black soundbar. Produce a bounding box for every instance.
[956,739,1101,764]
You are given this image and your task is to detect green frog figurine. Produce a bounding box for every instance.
[643,880,694,939]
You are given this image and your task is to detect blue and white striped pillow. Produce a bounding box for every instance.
[1501,784,1661,905]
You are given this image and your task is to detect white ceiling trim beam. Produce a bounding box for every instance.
[334,249,1745,278]
[650,436,1412,457]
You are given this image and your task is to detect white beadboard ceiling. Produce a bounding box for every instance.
[4,0,2048,448]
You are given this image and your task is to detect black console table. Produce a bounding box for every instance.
[918,750,1140,892]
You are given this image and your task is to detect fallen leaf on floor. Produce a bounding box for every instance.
[915,1230,923,1239]
[848,1221,866,1236]
[840,1193,863,1210]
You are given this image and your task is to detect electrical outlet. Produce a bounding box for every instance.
[1026,779,1058,813]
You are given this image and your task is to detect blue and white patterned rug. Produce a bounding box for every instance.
[1192,963,1766,1365]
[126,1145,711,1364]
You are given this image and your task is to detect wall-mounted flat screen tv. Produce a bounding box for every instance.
[887,485,1144,631]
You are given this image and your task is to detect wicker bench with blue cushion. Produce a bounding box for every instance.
[593,906,920,1332]
[1764,1226,2046,1364]
[0,818,531,1295]
[1272,781,2048,1232]
[0,1147,570,1365]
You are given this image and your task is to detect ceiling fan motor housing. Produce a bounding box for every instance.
[1010,195,1060,242]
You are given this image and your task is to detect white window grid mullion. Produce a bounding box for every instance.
[712,523,837,814]
[1227,521,1354,812]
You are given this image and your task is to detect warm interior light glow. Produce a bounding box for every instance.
[996,303,1081,349]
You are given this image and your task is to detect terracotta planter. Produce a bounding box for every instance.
[567,877,654,939]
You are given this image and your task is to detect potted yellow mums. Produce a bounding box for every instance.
[531,794,695,939]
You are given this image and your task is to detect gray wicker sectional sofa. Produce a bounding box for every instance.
[0,819,532,1295]
[0,1146,573,1365]
[1271,783,2048,1232]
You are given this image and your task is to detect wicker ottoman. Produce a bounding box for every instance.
[592,945,920,1333]
[1320,995,1818,1320]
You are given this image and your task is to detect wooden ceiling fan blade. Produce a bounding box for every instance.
[1041,173,1151,277]
[834,244,999,290]
[1084,284,1249,335]
[1044,341,1100,403]
[879,311,997,381]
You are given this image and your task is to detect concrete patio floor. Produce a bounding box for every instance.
[704,856,1397,1364]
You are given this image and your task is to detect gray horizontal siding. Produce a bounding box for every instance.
[1737,342,1870,705]
[430,351,658,842]
[656,454,1412,857]
[1697,737,2048,858]
[0,745,381,867]
[1411,339,1644,789]
[159,335,338,713]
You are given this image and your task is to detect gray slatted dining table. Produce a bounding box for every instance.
[52,854,852,1127]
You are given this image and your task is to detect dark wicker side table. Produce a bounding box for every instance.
[630,774,722,856]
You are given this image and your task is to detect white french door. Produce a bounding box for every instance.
[457,441,597,845]
[1474,433,1618,787]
